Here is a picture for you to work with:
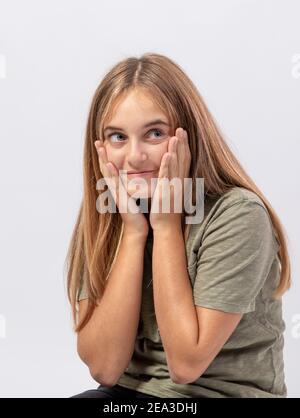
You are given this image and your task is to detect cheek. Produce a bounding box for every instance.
[105,146,123,167]
[155,144,169,164]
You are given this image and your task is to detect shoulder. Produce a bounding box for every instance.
[190,187,280,314]
[205,187,275,232]
[207,186,269,217]
[188,186,279,253]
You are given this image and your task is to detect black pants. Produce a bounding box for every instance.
[70,384,158,398]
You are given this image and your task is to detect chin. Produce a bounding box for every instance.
[128,190,151,200]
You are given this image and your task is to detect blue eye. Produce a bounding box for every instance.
[109,132,124,142]
[108,129,164,142]
[150,129,163,139]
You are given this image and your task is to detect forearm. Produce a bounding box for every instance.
[80,230,146,384]
[152,227,198,380]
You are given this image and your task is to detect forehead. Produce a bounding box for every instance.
[105,89,170,125]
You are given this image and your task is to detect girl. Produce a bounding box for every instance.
[67,53,291,398]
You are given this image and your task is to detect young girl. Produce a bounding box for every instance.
[67,53,291,398]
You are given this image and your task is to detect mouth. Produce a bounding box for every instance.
[126,170,156,177]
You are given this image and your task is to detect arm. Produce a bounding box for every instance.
[77,230,147,387]
[152,227,242,384]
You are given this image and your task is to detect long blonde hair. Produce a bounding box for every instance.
[64,52,291,333]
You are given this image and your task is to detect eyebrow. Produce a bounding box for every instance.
[104,119,170,132]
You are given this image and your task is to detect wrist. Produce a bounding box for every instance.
[123,228,149,242]
[152,224,182,237]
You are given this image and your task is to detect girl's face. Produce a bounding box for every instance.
[102,89,173,200]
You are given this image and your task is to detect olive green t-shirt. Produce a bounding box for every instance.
[77,187,287,398]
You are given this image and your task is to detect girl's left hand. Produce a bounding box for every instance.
[149,127,191,231]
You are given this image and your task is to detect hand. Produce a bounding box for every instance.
[94,140,149,238]
[149,127,191,232]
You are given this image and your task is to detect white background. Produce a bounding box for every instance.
[0,0,299,397]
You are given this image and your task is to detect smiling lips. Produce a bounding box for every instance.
[126,170,156,177]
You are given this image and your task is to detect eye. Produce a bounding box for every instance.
[149,129,164,139]
[109,132,125,142]
[108,129,165,143]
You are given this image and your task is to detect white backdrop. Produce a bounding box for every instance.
[0,0,299,398]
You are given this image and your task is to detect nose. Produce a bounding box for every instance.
[127,140,147,165]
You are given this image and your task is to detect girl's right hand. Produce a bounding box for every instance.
[94,140,149,238]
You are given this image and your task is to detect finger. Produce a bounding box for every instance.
[105,161,130,207]
[177,128,190,178]
[172,137,179,164]
[94,141,116,189]
[104,161,124,209]
[175,131,185,179]
[167,137,178,178]
[172,131,186,208]
[94,141,108,162]
[94,140,104,151]
[106,162,116,175]
[182,129,191,160]
[158,153,170,179]
[181,129,190,157]
[94,141,111,178]
[173,137,179,154]
[176,128,185,153]
[168,136,177,154]
[93,142,129,210]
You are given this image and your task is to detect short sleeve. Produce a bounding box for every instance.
[193,199,279,313]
